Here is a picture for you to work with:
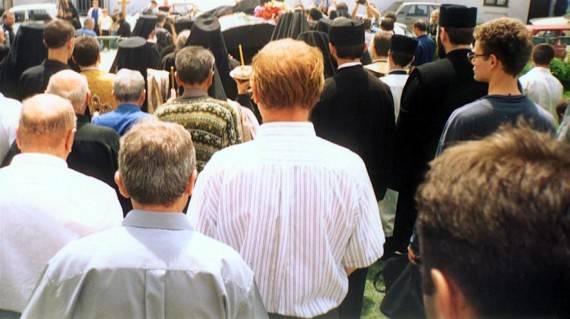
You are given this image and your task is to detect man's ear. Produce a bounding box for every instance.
[430,269,475,319]
[114,171,131,198]
[329,43,337,58]
[184,169,198,195]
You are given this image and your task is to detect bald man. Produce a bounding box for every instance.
[0,94,123,317]
[2,70,129,214]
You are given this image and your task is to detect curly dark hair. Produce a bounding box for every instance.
[474,18,532,76]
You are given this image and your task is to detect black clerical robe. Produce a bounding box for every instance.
[390,48,488,251]
[312,64,395,201]
[18,59,70,100]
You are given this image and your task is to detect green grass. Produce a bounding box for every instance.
[564,90,570,99]
[362,261,389,319]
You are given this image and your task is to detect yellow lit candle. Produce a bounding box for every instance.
[238,44,245,67]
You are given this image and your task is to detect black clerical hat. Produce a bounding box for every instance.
[174,17,193,33]
[439,5,477,28]
[390,35,417,55]
[132,15,157,39]
[329,17,364,47]
[192,14,221,34]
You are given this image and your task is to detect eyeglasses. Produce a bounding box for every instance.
[467,52,489,62]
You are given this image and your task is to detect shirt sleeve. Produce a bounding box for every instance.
[21,267,76,319]
[234,283,269,319]
[187,158,222,238]
[342,162,385,268]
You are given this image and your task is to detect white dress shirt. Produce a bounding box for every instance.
[22,210,267,319]
[380,70,409,117]
[0,93,21,162]
[0,153,123,313]
[188,122,385,318]
[519,66,563,117]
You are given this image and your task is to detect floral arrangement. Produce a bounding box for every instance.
[254,1,287,20]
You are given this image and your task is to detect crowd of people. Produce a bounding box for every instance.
[0,0,569,318]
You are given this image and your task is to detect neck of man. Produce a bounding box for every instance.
[488,72,521,96]
[79,63,98,71]
[20,146,68,160]
[336,57,360,67]
[182,82,210,96]
[261,105,310,123]
[443,43,471,55]
[131,195,189,213]
[48,48,69,64]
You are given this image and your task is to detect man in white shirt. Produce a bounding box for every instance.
[188,39,385,319]
[0,93,20,162]
[380,34,418,117]
[22,121,267,319]
[519,43,564,118]
[0,94,123,316]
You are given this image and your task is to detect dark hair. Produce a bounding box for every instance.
[444,26,474,45]
[413,19,428,32]
[391,52,414,66]
[309,8,323,21]
[384,11,396,22]
[175,46,215,85]
[532,43,556,66]
[334,43,365,59]
[72,36,99,66]
[44,19,75,48]
[417,124,570,318]
[373,31,392,57]
[556,100,568,123]
[380,17,394,32]
[474,18,533,76]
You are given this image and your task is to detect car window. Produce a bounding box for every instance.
[13,11,25,23]
[29,9,48,20]
[409,5,428,17]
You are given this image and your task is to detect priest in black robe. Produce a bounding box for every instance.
[390,5,488,253]
[310,17,395,319]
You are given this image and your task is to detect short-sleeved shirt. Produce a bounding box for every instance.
[21,210,267,319]
[188,122,385,317]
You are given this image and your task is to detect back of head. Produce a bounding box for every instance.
[308,8,323,21]
[413,19,427,32]
[373,31,392,58]
[532,43,556,66]
[417,124,570,317]
[384,11,396,22]
[474,17,532,76]
[251,38,323,110]
[73,36,100,67]
[17,94,76,150]
[175,46,215,85]
[83,17,94,29]
[44,19,75,49]
[380,17,394,32]
[329,17,365,59]
[439,5,477,46]
[119,121,196,206]
[46,70,89,115]
[113,68,145,103]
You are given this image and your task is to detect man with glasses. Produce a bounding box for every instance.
[155,46,243,172]
[437,18,555,152]
[390,4,487,254]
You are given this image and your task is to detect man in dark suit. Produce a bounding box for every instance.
[390,5,488,253]
[18,19,74,100]
[311,17,395,318]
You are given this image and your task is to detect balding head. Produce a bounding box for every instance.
[46,70,90,115]
[17,94,76,158]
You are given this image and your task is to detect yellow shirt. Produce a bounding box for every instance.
[81,68,117,114]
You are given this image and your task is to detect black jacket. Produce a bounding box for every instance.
[18,59,70,100]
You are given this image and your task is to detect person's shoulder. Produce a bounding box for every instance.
[80,122,119,139]
[64,166,116,191]
[20,63,43,77]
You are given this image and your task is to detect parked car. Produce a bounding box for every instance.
[9,3,56,33]
[529,14,570,59]
[394,1,439,29]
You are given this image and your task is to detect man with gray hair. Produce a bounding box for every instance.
[0,94,122,317]
[155,46,242,172]
[92,68,152,136]
[75,17,97,37]
[22,121,268,319]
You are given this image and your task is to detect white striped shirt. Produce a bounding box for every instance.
[188,122,385,318]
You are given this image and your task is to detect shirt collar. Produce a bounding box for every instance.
[388,69,407,75]
[533,66,552,74]
[11,153,68,168]
[123,210,193,231]
[118,103,142,111]
[338,61,362,70]
[256,121,316,140]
